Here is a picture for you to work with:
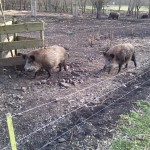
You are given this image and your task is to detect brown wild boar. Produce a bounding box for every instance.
[21,45,68,78]
[103,43,137,74]
[108,12,120,20]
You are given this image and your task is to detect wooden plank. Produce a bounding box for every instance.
[0,56,25,67]
[12,17,18,56]
[0,21,12,26]
[2,35,14,42]
[0,39,43,51]
[40,30,44,46]
[0,22,44,34]
[16,36,38,41]
[0,50,16,58]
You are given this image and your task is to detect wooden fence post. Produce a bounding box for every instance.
[12,16,18,56]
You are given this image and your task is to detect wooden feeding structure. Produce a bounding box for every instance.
[0,17,45,67]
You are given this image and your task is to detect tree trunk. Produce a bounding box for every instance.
[64,0,68,12]
[2,0,5,10]
[96,0,103,19]
[131,0,136,15]
[135,0,141,18]
[149,0,150,17]
[31,0,37,16]
[72,0,78,17]
[118,0,121,12]
[20,0,22,10]
[48,0,52,12]
[83,0,87,13]
[127,0,132,14]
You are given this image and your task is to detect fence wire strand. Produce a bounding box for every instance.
[1,58,150,150]
[15,68,150,143]
[2,65,150,150]
[39,77,150,150]
[2,65,149,150]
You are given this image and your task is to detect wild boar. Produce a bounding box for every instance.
[108,12,120,20]
[21,45,68,78]
[103,43,137,74]
[141,13,148,19]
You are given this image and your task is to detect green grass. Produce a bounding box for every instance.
[86,5,149,12]
[111,101,150,150]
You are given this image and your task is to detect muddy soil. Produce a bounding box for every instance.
[0,11,150,150]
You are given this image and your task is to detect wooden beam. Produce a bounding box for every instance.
[0,21,12,26]
[0,39,43,51]
[16,36,38,41]
[0,56,25,67]
[0,22,44,34]
[2,35,14,42]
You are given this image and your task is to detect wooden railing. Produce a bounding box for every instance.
[0,18,45,67]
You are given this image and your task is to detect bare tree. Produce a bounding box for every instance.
[48,0,52,12]
[127,0,136,15]
[43,0,48,11]
[72,0,78,17]
[135,0,142,18]
[149,0,150,17]
[92,0,104,19]
[118,0,121,12]
[53,0,60,12]
[91,0,96,14]
[31,0,37,16]
[79,0,87,14]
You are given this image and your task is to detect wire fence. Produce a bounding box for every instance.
[39,77,150,150]
[1,60,150,150]
[16,68,150,142]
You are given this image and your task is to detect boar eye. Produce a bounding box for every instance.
[110,54,114,58]
[30,55,35,61]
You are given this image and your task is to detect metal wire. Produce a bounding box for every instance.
[39,77,150,150]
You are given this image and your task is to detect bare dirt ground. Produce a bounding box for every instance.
[0,11,150,150]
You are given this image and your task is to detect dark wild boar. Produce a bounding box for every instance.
[103,43,137,74]
[108,12,120,20]
[141,13,148,19]
[21,45,69,79]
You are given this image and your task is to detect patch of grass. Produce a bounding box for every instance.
[105,5,148,12]
[86,5,149,12]
[111,101,150,150]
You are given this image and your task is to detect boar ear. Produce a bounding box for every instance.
[30,55,35,61]
[110,54,114,58]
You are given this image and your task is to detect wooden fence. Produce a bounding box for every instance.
[0,18,45,67]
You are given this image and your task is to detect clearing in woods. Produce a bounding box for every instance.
[0,11,150,150]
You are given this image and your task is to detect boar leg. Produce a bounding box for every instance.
[58,63,62,72]
[125,63,128,68]
[131,54,137,67]
[108,66,113,74]
[118,63,123,73]
[63,61,67,71]
[34,71,38,79]
[45,69,51,78]
[34,68,44,79]
[103,65,106,71]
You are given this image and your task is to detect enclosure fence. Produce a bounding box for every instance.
[1,57,150,150]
